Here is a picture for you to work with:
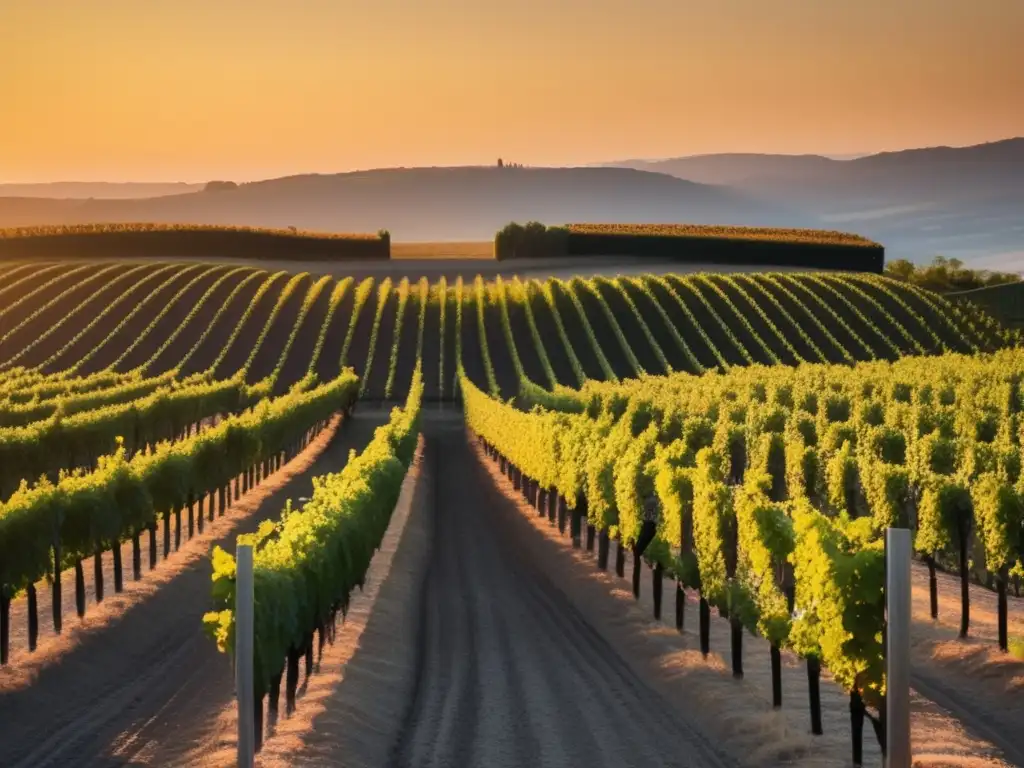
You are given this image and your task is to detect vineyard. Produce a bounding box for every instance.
[467,348,1024,755]
[0,261,1006,406]
[0,256,1021,766]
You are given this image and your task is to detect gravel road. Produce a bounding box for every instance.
[390,419,732,768]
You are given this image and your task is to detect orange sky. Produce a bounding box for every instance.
[2,0,1022,182]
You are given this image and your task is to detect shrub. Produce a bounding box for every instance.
[494,222,568,260]
[885,256,1021,293]
[203,180,238,192]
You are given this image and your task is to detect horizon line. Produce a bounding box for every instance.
[2,134,1020,186]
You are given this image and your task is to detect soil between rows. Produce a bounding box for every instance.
[0,412,388,768]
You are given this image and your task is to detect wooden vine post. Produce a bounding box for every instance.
[236,543,255,768]
[885,527,911,768]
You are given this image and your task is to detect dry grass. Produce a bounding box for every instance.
[565,223,880,247]
[390,241,493,259]
[909,688,1014,768]
[909,557,1024,684]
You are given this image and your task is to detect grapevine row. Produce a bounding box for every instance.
[602,277,674,374]
[512,278,559,389]
[475,276,499,397]
[534,280,586,386]
[139,266,252,376]
[664,275,751,366]
[176,269,270,374]
[0,375,264,499]
[0,263,133,361]
[384,278,411,399]
[0,263,95,329]
[462,348,1024,760]
[692,275,782,364]
[107,265,226,373]
[235,273,310,381]
[65,265,208,375]
[208,271,289,376]
[9,264,180,374]
[759,274,860,363]
[359,278,392,397]
[437,277,448,398]
[726,274,826,362]
[582,278,646,375]
[494,277,527,384]
[204,366,422,747]
[0,372,359,663]
[339,278,375,368]
[256,274,332,395]
[560,279,617,381]
[307,278,353,376]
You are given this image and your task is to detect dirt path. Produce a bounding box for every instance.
[390,419,732,768]
[905,563,1024,766]
[0,412,388,768]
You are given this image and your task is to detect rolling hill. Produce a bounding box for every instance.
[0,182,205,199]
[610,138,1024,202]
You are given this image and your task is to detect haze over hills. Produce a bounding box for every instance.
[0,182,205,199]
[607,138,1024,268]
[0,166,807,243]
[607,138,1024,202]
[1,138,1022,267]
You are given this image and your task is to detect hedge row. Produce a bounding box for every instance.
[0,224,391,262]
[494,221,884,272]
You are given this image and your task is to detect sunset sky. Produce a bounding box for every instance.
[2,0,1022,182]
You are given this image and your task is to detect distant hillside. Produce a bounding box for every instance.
[608,153,838,186]
[0,182,204,199]
[608,138,1024,262]
[610,138,1024,197]
[0,166,808,241]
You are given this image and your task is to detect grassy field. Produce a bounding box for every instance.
[390,241,493,259]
